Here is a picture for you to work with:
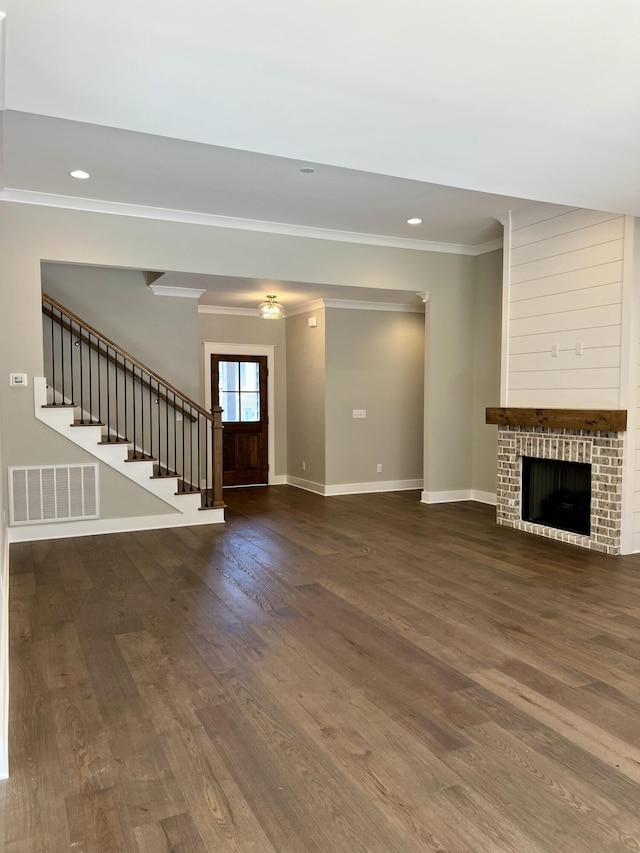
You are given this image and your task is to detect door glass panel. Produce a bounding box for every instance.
[219,361,239,392]
[240,361,259,392]
[240,392,260,422]
[220,392,239,422]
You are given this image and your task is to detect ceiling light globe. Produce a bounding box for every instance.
[258,295,284,320]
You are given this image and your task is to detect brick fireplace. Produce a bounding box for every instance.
[487,409,627,555]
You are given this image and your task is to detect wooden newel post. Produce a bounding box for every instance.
[211,406,225,508]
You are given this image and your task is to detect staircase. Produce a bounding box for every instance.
[36,293,225,529]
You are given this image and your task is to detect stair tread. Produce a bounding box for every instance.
[42,403,76,408]
[126,452,157,462]
[98,437,130,445]
[151,469,180,479]
[72,419,105,427]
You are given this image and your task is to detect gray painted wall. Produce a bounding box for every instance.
[423,254,477,495]
[325,308,424,486]
[472,250,502,496]
[286,309,326,486]
[42,263,200,400]
[198,312,287,478]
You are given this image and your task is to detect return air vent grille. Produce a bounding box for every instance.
[9,464,99,525]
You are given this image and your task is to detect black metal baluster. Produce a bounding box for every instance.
[123,358,128,443]
[70,319,75,405]
[189,405,194,491]
[181,399,186,492]
[141,369,145,458]
[115,351,120,440]
[60,309,66,404]
[204,418,209,506]
[197,411,201,498]
[165,388,170,475]
[106,344,111,441]
[97,338,102,425]
[79,323,85,422]
[132,364,137,458]
[50,311,56,403]
[156,382,161,474]
[173,393,178,487]
[88,331,93,421]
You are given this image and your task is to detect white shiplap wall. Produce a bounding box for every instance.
[507,205,625,408]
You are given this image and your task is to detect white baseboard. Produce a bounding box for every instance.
[286,476,326,495]
[287,476,423,497]
[421,489,496,505]
[471,490,497,506]
[7,510,224,543]
[324,478,423,496]
[0,529,9,779]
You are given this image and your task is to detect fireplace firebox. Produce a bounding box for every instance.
[521,457,591,536]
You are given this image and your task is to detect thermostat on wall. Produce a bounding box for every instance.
[10,373,28,387]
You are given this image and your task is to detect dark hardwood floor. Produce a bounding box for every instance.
[4,486,640,851]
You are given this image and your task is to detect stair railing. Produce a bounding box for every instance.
[42,293,224,510]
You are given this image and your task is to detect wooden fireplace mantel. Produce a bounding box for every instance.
[485,407,627,432]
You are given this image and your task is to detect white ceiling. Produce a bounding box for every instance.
[1,0,638,302]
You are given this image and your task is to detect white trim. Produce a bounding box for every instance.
[500,209,511,406]
[269,474,287,486]
[7,510,224,543]
[286,476,326,495]
[285,297,425,318]
[287,476,423,496]
[0,188,502,256]
[421,489,475,504]
[324,478,423,496]
[148,284,206,299]
[198,305,259,317]
[203,342,278,484]
[470,490,497,505]
[0,529,8,780]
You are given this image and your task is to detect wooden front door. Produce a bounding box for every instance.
[211,354,268,486]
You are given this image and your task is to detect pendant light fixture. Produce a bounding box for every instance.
[258,294,284,320]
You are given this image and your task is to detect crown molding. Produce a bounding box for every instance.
[148,284,206,299]
[286,297,424,317]
[0,188,502,256]
[198,305,258,317]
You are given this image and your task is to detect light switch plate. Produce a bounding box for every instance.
[352,409,367,419]
[10,373,28,387]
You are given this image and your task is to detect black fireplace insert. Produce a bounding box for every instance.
[521,457,591,536]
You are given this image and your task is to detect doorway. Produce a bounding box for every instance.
[211,354,269,486]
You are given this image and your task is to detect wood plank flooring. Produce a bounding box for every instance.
[5,486,640,851]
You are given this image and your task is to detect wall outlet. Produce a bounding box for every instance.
[353,409,367,419]
[575,341,584,356]
[376,463,383,473]
[551,343,559,357]
[302,461,306,471]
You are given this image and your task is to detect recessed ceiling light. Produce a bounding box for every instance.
[69,169,91,180]
[300,167,315,174]
[407,217,423,225]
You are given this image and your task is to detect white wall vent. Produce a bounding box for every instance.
[8,464,99,526]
